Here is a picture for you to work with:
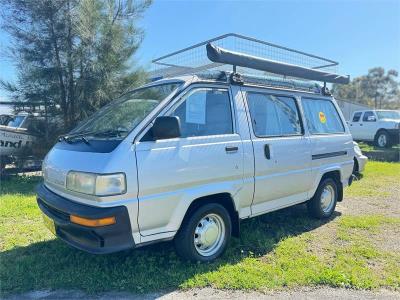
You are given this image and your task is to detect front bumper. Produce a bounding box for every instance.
[387,129,400,144]
[356,154,368,173]
[37,183,135,254]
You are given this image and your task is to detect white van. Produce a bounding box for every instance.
[37,34,354,262]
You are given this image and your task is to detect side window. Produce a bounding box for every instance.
[352,112,362,122]
[7,115,25,128]
[302,98,345,134]
[170,88,233,138]
[362,111,375,122]
[246,92,302,136]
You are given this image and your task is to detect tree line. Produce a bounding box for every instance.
[0,0,151,137]
[0,0,399,140]
[332,67,400,110]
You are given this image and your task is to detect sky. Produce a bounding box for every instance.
[0,0,399,100]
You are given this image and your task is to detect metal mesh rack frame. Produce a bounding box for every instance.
[151,33,343,82]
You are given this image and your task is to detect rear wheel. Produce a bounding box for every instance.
[307,178,338,219]
[174,203,231,262]
[375,130,391,148]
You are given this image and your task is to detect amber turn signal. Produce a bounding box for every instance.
[70,215,116,227]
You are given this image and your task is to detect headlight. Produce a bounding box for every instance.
[95,173,126,196]
[66,171,126,196]
[66,172,96,195]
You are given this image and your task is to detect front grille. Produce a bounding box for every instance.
[38,198,69,221]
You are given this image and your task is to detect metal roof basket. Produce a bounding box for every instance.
[151,33,349,86]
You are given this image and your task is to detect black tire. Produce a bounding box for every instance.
[352,158,359,175]
[307,178,338,219]
[374,130,391,148]
[174,203,231,262]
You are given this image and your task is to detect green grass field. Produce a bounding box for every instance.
[358,142,400,152]
[1,161,399,296]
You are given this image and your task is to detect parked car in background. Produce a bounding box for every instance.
[0,112,39,156]
[348,110,400,148]
[352,141,367,176]
[0,112,44,172]
[0,114,13,126]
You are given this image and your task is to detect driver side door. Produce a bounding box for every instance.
[135,86,244,239]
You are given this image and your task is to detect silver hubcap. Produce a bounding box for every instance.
[194,213,225,257]
[378,134,387,147]
[321,184,335,213]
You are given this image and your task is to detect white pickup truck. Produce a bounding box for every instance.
[348,110,400,148]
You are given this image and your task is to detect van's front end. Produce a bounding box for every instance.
[37,80,184,253]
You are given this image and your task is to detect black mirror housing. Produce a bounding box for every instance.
[152,116,181,140]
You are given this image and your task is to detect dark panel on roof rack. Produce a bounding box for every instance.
[206,43,350,84]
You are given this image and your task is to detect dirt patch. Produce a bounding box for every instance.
[374,225,400,253]
[338,195,400,218]
[6,287,400,300]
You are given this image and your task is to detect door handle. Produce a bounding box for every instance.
[225,146,238,153]
[360,124,363,126]
[264,144,271,159]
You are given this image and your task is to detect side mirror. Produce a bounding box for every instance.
[152,116,181,140]
[367,115,376,122]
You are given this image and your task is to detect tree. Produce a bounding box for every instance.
[332,67,400,109]
[0,0,150,133]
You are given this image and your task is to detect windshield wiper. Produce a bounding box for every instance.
[59,130,98,143]
[90,128,129,138]
[59,128,128,143]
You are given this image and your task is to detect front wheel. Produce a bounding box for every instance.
[307,178,338,219]
[174,203,231,262]
[375,130,391,148]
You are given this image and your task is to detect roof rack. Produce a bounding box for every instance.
[193,71,322,94]
[151,33,350,86]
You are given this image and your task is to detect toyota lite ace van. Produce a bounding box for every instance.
[37,34,354,262]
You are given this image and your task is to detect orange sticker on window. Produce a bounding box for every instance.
[319,112,327,123]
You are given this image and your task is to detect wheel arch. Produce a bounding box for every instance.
[353,157,359,174]
[311,169,343,202]
[180,193,240,238]
[375,128,388,138]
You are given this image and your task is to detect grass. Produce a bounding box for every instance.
[0,161,399,296]
[345,160,400,197]
[339,215,400,231]
[358,142,400,152]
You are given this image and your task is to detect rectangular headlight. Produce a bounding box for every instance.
[95,173,126,196]
[66,172,126,196]
[66,171,96,195]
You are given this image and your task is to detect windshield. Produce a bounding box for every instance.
[7,115,26,128]
[71,82,182,139]
[376,110,400,120]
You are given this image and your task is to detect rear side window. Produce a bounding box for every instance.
[170,88,233,137]
[246,92,302,136]
[352,112,362,122]
[302,98,345,134]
